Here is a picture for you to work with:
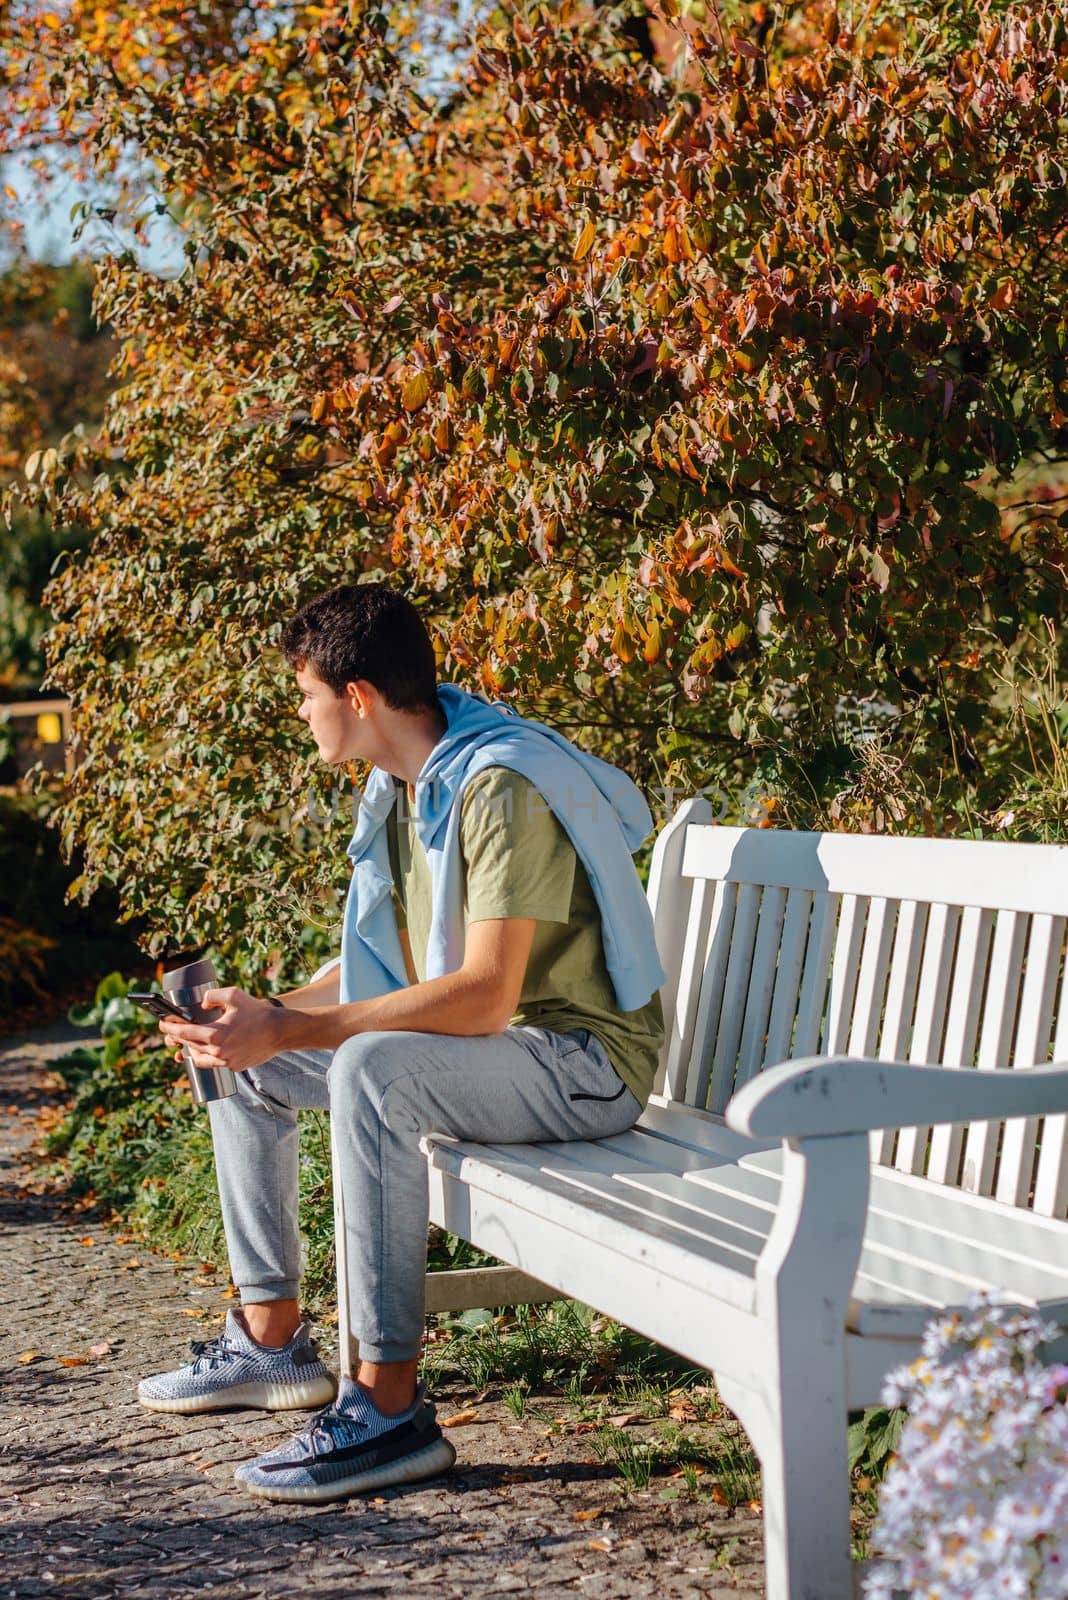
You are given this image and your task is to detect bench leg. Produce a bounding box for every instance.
[721,1131,869,1600]
[720,1372,854,1600]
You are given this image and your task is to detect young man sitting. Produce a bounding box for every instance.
[139,581,665,1504]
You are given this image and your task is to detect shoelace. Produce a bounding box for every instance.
[303,1403,369,1457]
[188,1333,239,1373]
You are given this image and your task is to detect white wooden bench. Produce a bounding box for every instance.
[330,800,1068,1600]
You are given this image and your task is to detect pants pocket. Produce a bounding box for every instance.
[559,1031,633,1106]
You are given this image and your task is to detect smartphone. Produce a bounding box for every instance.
[127,992,193,1022]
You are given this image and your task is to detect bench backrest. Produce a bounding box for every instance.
[646,802,1068,1220]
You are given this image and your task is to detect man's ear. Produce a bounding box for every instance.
[344,679,376,718]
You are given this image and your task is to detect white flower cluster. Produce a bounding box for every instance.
[864,1297,1068,1600]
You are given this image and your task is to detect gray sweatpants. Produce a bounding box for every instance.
[207,1025,642,1363]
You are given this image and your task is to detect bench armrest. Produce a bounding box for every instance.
[725,1055,1068,1140]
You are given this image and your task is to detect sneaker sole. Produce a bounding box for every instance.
[138,1375,338,1415]
[236,1435,458,1503]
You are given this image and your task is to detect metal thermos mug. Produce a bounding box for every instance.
[162,957,237,1105]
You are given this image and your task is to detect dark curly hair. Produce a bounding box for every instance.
[281,582,439,713]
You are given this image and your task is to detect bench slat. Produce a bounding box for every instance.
[995,912,1064,1206]
[763,887,812,1066]
[792,890,839,1056]
[894,902,960,1176]
[735,885,788,1090]
[680,826,1068,916]
[960,910,1029,1196]
[684,879,737,1110]
[647,795,712,1098]
[847,895,896,1059]
[707,882,761,1111]
[825,893,866,1054]
[662,872,715,1102]
[1034,965,1068,1216]
[927,905,993,1185]
[870,899,928,1164]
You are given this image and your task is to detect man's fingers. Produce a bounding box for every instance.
[202,987,236,1009]
[160,1020,220,1046]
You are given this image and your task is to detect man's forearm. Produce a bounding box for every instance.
[277,968,507,1051]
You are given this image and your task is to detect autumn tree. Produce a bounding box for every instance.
[3,0,1068,977]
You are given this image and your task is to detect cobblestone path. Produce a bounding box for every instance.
[0,1021,765,1599]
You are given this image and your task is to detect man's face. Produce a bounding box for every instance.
[295,662,364,766]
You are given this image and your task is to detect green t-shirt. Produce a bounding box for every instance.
[384,766,664,1108]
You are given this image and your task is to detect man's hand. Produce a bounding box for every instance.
[158,987,291,1075]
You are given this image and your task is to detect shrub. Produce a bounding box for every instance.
[2,1,1067,973]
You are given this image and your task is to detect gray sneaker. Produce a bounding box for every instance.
[138,1309,337,1415]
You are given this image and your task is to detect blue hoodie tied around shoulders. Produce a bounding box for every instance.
[337,683,666,1013]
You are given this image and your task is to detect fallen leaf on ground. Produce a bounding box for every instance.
[17,1351,39,1364]
[607,1413,639,1428]
[58,1357,89,1367]
[747,1498,763,1514]
[574,1421,599,1435]
[89,1342,111,1358]
[440,1409,480,1428]
[119,1258,141,1270]
[196,1462,215,1472]
[221,1285,237,1299]
[571,1507,605,1522]
[668,1400,697,1421]
[79,1237,94,1247]
[670,1464,705,1479]
[587,1538,612,1551]
[530,1452,549,1463]
[711,1485,729,1506]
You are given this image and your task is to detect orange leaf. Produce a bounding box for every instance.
[58,1357,89,1367]
[80,1236,94,1247]
[573,219,596,262]
[440,1409,480,1428]
[587,1538,612,1551]
[402,371,431,413]
[571,1507,605,1522]
[17,1351,39,1364]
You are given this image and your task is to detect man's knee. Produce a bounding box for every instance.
[328,1031,420,1131]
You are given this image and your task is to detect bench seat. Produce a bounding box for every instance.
[428,1096,1068,1396]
